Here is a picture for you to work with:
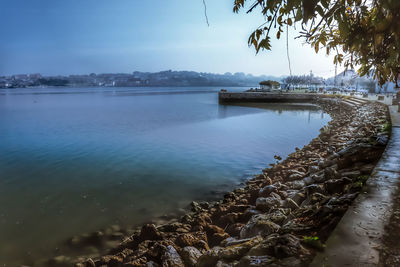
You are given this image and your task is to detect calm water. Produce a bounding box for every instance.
[0,87,330,266]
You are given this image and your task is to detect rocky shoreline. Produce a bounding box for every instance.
[50,97,389,267]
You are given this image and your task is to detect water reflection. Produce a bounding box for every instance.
[0,87,330,266]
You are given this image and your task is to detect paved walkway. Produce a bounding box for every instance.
[311,95,400,266]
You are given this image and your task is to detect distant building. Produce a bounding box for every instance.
[259,80,280,91]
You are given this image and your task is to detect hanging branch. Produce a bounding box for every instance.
[202,0,210,27]
[286,23,292,76]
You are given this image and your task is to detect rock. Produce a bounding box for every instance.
[180,246,202,267]
[209,232,230,247]
[255,197,281,212]
[270,257,302,267]
[324,166,340,180]
[99,255,124,266]
[258,185,277,197]
[376,133,389,146]
[266,208,289,224]
[215,260,234,267]
[360,164,375,174]
[307,165,319,174]
[281,221,313,234]
[247,234,306,259]
[340,170,361,179]
[325,178,352,194]
[287,171,305,181]
[290,192,306,206]
[162,245,184,267]
[219,236,262,261]
[225,223,245,237]
[191,201,203,212]
[140,224,162,241]
[286,180,305,190]
[196,247,223,267]
[84,258,95,267]
[237,255,275,267]
[282,198,299,210]
[240,214,280,239]
[304,184,325,196]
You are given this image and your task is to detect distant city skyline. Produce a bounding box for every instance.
[0,0,343,78]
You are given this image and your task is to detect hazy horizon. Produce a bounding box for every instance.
[0,0,343,78]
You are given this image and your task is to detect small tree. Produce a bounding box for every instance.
[233,0,400,87]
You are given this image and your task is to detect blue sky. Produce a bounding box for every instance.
[0,0,339,77]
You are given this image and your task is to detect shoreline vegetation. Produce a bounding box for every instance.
[44,97,389,267]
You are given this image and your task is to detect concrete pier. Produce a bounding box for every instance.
[218,91,321,103]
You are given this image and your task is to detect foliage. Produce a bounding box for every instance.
[38,78,69,86]
[302,236,325,251]
[233,0,400,86]
[260,80,280,86]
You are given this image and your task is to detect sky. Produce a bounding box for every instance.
[0,0,341,77]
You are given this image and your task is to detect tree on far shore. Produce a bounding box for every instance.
[233,0,400,87]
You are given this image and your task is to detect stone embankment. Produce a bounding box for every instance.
[57,97,389,267]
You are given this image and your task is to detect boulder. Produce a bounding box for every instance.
[240,215,280,239]
[180,246,202,267]
[237,255,275,267]
[162,245,184,267]
[255,197,281,212]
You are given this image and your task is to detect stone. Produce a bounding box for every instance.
[247,234,305,259]
[219,236,262,261]
[196,247,223,267]
[180,246,202,267]
[140,224,162,241]
[237,255,275,267]
[255,197,281,212]
[258,185,277,197]
[287,180,305,190]
[340,170,361,179]
[325,178,352,194]
[240,214,280,239]
[282,198,299,210]
[162,245,184,267]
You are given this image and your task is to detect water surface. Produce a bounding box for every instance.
[0,87,330,265]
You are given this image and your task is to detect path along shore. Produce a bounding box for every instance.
[49,94,394,267]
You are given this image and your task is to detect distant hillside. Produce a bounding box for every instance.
[0,71,283,88]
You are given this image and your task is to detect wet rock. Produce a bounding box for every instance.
[269,257,302,267]
[340,170,361,179]
[175,232,206,248]
[225,223,245,237]
[219,236,262,261]
[140,224,163,241]
[240,215,280,239]
[258,185,278,197]
[324,166,340,180]
[191,201,203,212]
[162,245,184,267]
[247,234,306,259]
[286,180,305,190]
[99,255,124,266]
[287,170,305,181]
[282,198,299,210]
[255,197,281,212]
[281,221,313,234]
[376,133,389,146]
[307,165,319,174]
[325,178,352,194]
[237,255,275,267]
[180,246,202,267]
[304,184,325,196]
[196,247,223,267]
